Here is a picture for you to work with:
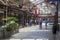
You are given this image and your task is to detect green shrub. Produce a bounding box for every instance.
[5,22,17,31]
[3,17,18,31]
[8,17,18,22]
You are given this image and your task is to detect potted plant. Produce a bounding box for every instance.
[2,17,18,38]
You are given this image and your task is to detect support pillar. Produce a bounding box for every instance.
[53,2,58,34]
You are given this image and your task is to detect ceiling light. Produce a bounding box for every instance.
[30,0,34,2]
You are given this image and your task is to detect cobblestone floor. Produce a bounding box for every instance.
[4,23,60,40]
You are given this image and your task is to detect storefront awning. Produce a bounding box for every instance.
[8,0,19,7]
[0,0,6,5]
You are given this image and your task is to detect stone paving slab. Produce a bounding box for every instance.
[5,25,60,40]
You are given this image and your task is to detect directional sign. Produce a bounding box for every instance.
[47,0,60,2]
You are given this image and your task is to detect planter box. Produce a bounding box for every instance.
[4,30,14,38]
[0,30,3,39]
[0,29,14,39]
[0,28,19,38]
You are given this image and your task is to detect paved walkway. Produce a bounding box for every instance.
[8,24,60,40]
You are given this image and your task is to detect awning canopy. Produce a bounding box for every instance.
[8,0,19,7]
[0,0,19,7]
[0,0,6,5]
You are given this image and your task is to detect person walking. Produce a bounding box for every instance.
[39,20,42,29]
[45,20,47,29]
[29,19,33,26]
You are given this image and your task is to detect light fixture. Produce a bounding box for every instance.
[30,0,34,2]
[42,3,46,6]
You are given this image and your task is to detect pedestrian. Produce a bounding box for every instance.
[29,19,33,26]
[52,24,58,34]
[40,20,42,29]
[45,20,47,29]
[35,20,36,25]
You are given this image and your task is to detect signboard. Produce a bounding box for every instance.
[47,0,60,2]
